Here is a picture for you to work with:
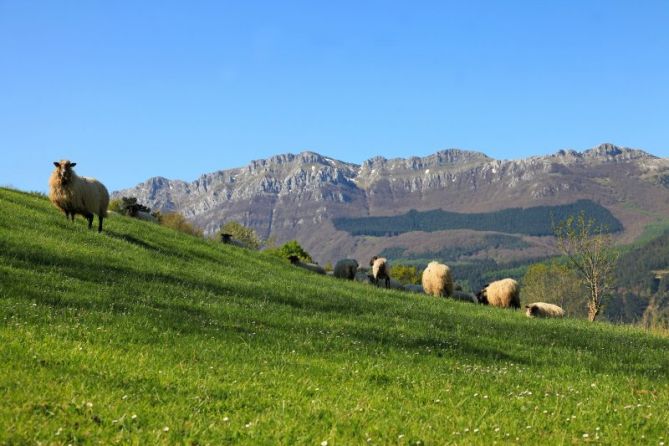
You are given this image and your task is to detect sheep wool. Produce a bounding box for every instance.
[477,278,520,309]
[333,259,359,280]
[370,256,390,288]
[421,261,453,297]
[525,302,565,318]
[49,160,110,233]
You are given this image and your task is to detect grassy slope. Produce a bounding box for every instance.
[1,187,668,445]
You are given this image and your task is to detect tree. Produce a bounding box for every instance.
[521,261,587,317]
[391,264,421,285]
[554,212,619,321]
[216,221,261,250]
[160,212,203,237]
[276,240,313,263]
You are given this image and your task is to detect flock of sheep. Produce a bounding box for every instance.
[47,160,565,319]
[297,257,565,319]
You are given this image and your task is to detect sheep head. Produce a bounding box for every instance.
[525,305,538,317]
[475,286,489,305]
[52,160,77,185]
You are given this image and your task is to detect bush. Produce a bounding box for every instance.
[266,240,313,263]
[160,212,203,237]
[391,264,421,285]
[109,198,124,213]
[216,221,261,250]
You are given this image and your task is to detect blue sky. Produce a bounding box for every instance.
[1,1,668,192]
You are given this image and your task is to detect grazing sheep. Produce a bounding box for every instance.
[525,302,565,318]
[49,160,109,233]
[334,259,359,280]
[421,261,454,297]
[476,278,520,309]
[369,256,390,288]
[288,255,326,275]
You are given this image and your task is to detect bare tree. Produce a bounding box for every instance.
[554,212,619,322]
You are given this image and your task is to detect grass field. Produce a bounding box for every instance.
[1,187,668,444]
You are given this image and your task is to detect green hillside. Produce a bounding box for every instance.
[1,187,668,444]
[333,199,623,236]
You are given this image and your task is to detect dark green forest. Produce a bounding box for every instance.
[334,199,623,236]
[607,230,669,324]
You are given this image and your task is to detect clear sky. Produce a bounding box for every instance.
[1,1,668,193]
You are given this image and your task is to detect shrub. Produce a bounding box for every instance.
[109,198,123,213]
[216,221,261,250]
[160,212,203,237]
[391,264,421,285]
[266,240,313,263]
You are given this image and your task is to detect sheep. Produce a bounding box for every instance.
[525,302,565,318]
[333,259,359,280]
[369,256,390,288]
[288,255,326,275]
[421,261,454,297]
[48,160,109,233]
[476,278,520,309]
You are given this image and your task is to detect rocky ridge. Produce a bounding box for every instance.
[113,144,669,263]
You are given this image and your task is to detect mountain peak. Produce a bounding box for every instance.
[584,143,656,160]
[362,148,492,171]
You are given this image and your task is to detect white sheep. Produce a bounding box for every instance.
[525,302,565,318]
[49,160,109,233]
[421,261,454,297]
[369,256,390,288]
[476,278,520,309]
[334,259,359,280]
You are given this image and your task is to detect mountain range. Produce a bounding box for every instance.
[113,143,669,265]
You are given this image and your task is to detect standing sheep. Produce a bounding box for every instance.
[476,278,520,309]
[421,261,454,297]
[525,302,565,318]
[333,259,359,280]
[369,256,390,288]
[49,160,110,233]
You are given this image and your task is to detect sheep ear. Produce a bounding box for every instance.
[70,162,76,167]
[53,161,60,167]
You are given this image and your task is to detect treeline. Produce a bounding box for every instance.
[607,230,669,325]
[334,199,622,236]
[615,230,669,290]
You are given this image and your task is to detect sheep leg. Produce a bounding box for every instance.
[86,212,94,229]
[98,215,104,233]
